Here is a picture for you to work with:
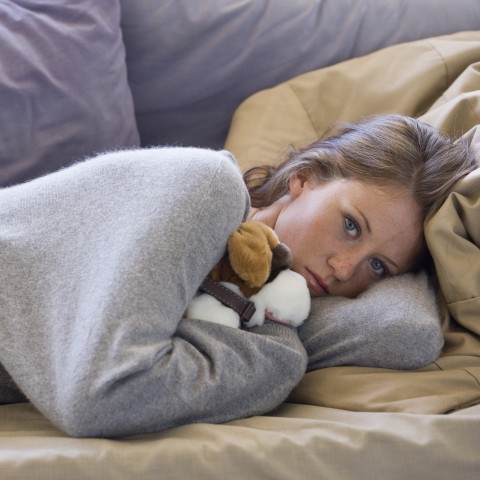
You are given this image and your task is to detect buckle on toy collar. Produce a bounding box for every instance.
[199,277,256,324]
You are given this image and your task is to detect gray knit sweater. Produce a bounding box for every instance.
[0,148,307,437]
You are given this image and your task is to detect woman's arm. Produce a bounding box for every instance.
[59,319,306,437]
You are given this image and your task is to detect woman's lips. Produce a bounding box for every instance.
[305,268,329,296]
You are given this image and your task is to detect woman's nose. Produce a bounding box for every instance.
[328,253,360,282]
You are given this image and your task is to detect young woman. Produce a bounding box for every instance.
[0,115,476,437]
[246,114,477,371]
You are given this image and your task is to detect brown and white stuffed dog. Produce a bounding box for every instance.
[186,221,311,328]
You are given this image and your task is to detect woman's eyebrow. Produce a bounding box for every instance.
[385,257,400,273]
[355,207,371,233]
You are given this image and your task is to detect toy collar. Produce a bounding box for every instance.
[199,277,256,324]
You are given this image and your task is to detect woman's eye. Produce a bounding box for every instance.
[344,217,359,237]
[370,258,388,277]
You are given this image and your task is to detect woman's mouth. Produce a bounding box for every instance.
[305,268,329,296]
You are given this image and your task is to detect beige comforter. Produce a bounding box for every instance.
[227,30,480,416]
[1,31,479,479]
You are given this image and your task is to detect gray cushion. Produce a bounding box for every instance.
[120,0,480,150]
[0,0,139,186]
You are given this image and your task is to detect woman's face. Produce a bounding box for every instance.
[250,176,423,298]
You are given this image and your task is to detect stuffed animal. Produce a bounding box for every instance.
[186,221,311,328]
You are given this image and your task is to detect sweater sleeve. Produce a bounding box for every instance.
[299,271,444,371]
[54,320,306,438]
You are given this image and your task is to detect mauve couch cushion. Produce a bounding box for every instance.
[0,0,139,186]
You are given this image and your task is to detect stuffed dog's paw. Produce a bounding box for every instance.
[245,270,311,328]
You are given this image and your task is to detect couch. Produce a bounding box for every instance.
[1,1,480,478]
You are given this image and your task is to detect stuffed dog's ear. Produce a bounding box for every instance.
[268,242,293,282]
[227,221,278,289]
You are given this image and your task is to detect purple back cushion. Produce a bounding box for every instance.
[120,0,480,150]
[0,0,139,186]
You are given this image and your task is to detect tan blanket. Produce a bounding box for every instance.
[226,31,480,414]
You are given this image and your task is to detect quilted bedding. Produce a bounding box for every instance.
[226,31,480,418]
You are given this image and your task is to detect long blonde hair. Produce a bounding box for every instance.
[245,114,477,221]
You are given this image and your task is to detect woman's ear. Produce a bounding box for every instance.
[288,173,307,197]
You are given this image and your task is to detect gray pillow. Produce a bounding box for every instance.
[0,0,139,187]
[120,0,480,150]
